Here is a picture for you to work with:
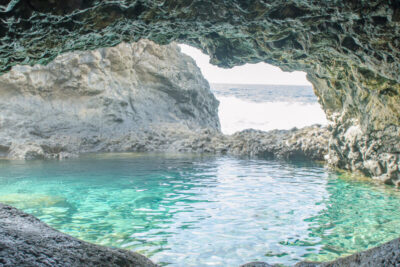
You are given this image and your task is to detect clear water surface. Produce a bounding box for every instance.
[0,153,399,266]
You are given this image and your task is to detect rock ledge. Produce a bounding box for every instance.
[0,203,157,267]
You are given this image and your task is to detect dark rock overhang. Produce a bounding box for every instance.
[0,0,398,74]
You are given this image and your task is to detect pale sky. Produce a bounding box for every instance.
[179,44,310,85]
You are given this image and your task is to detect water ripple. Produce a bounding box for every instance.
[0,153,400,266]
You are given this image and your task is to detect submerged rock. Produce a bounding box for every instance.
[0,203,157,267]
[0,193,67,209]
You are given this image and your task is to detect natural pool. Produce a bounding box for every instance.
[0,153,400,266]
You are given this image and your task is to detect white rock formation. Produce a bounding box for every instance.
[0,40,220,159]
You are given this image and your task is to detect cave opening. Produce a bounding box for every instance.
[179,44,328,134]
[0,37,399,266]
[0,1,399,266]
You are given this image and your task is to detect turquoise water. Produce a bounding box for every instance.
[0,153,400,266]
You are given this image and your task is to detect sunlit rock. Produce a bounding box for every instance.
[0,40,220,159]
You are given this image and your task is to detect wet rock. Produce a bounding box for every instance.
[0,203,157,267]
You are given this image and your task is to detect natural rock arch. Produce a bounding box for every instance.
[0,0,399,183]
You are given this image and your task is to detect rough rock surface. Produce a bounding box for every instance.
[0,203,157,267]
[2,123,329,162]
[0,39,220,159]
[167,125,329,161]
[1,0,398,183]
[250,236,400,267]
[0,38,328,161]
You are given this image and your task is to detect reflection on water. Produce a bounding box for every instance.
[0,153,399,266]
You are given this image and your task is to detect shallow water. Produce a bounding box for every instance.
[0,153,399,266]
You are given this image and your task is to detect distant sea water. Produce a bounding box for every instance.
[211,84,328,134]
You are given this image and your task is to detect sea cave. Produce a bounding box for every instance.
[0,1,399,266]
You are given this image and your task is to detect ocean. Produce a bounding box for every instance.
[211,84,328,134]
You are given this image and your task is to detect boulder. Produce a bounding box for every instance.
[0,203,158,267]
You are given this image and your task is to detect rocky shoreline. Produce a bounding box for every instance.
[1,0,399,185]
[0,40,329,163]
[4,124,329,162]
[1,37,396,185]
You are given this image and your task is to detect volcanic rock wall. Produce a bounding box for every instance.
[0,39,220,159]
[0,0,399,182]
